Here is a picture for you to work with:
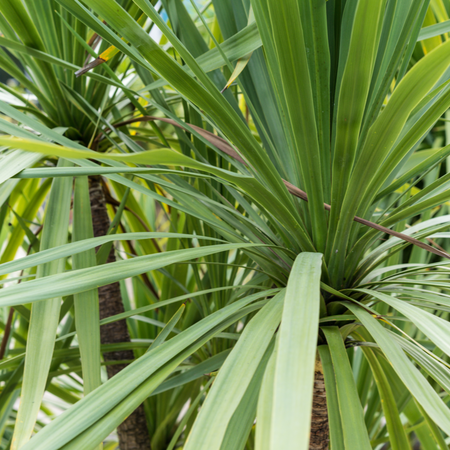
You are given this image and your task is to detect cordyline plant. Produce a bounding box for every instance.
[0,0,169,448]
[2,0,450,449]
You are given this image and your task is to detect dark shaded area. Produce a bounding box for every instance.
[89,176,150,450]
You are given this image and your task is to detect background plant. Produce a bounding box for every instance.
[1,1,450,449]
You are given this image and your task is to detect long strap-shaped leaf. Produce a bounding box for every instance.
[328,0,385,259]
[419,18,450,41]
[317,345,344,450]
[0,243,263,307]
[345,302,450,435]
[72,177,102,395]
[268,252,322,450]
[322,327,372,450]
[255,344,276,450]
[330,38,450,284]
[355,288,450,358]
[0,232,224,277]
[102,116,450,261]
[360,346,411,450]
[62,0,303,237]
[19,290,273,450]
[184,293,283,449]
[0,136,313,253]
[61,305,188,450]
[252,0,327,251]
[76,21,261,79]
[11,160,73,450]
[220,352,269,450]
[2,96,448,262]
[298,0,331,202]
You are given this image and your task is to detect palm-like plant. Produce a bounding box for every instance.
[0,0,169,448]
[2,0,450,449]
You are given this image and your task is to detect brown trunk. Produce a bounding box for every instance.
[89,176,150,450]
[310,364,329,450]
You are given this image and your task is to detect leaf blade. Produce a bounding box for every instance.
[322,327,372,450]
[270,252,323,449]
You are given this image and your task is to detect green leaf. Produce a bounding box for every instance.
[15,166,208,178]
[322,327,371,450]
[255,340,276,450]
[147,304,185,351]
[0,243,263,307]
[72,177,101,395]
[330,38,450,284]
[317,345,344,450]
[361,347,411,450]
[0,150,42,184]
[254,0,327,250]
[21,291,272,449]
[220,352,268,450]
[328,0,385,258]
[0,136,314,252]
[0,232,222,278]
[345,302,450,435]
[419,19,450,41]
[184,292,283,449]
[269,252,323,449]
[389,331,450,395]
[355,288,450,358]
[66,0,302,239]
[11,159,73,450]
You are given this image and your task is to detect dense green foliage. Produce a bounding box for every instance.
[1,0,450,449]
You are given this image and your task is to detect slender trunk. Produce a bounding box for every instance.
[310,366,329,450]
[89,176,150,450]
